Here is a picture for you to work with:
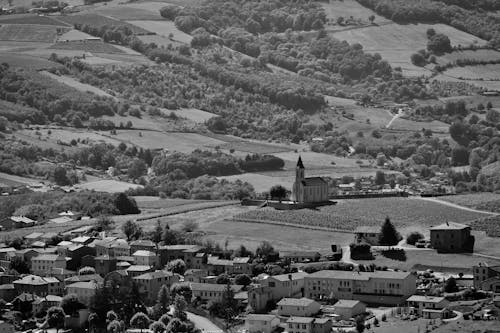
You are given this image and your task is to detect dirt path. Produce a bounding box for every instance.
[413,196,499,216]
[385,108,403,128]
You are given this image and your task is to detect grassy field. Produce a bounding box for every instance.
[93,6,162,20]
[49,40,126,54]
[0,24,66,42]
[40,71,117,98]
[57,29,95,42]
[437,49,500,65]
[321,0,391,24]
[160,107,216,123]
[127,20,192,43]
[75,179,143,193]
[57,14,151,35]
[434,73,500,91]
[331,23,487,77]
[0,52,61,70]
[439,193,500,213]
[218,141,294,154]
[443,64,500,80]
[233,197,491,232]
[137,34,183,48]
[0,14,69,26]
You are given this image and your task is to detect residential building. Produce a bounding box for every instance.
[311,318,331,333]
[111,239,130,257]
[304,270,416,305]
[353,226,382,245]
[94,255,117,276]
[206,255,233,275]
[261,272,308,299]
[184,269,209,283]
[32,295,62,314]
[232,257,252,275]
[13,275,63,296]
[248,285,274,313]
[66,280,99,305]
[47,267,76,281]
[15,249,40,268]
[190,283,243,303]
[286,317,314,333]
[0,284,16,302]
[277,297,321,317]
[332,300,366,320]
[473,263,500,291]
[291,157,328,203]
[280,251,321,263]
[0,248,16,261]
[130,240,156,254]
[24,232,44,243]
[31,254,66,276]
[430,222,474,253]
[71,236,94,246]
[65,274,104,286]
[94,239,114,257]
[10,216,36,228]
[133,270,180,303]
[192,252,207,269]
[66,245,96,270]
[159,245,203,267]
[245,314,280,333]
[407,295,451,319]
[0,321,14,333]
[126,265,153,277]
[133,250,158,267]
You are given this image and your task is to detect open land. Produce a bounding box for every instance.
[127,20,192,43]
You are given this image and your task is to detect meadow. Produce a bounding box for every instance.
[93,6,161,21]
[321,0,391,24]
[437,49,500,65]
[0,14,69,26]
[160,107,216,123]
[50,40,126,54]
[0,24,65,42]
[57,14,151,35]
[331,23,487,77]
[443,64,500,80]
[127,20,192,43]
[40,71,117,98]
[438,193,500,213]
[0,52,60,70]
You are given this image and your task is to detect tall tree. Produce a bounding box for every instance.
[130,312,150,333]
[122,220,142,241]
[378,217,401,246]
[269,184,287,202]
[173,295,187,320]
[156,285,170,313]
[46,306,65,333]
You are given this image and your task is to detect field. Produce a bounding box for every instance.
[40,71,117,98]
[217,140,294,154]
[0,52,60,70]
[75,179,143,193]
[49,40,126,54]
[0,24,65,42]
[57,29,95,42]
[439,193,500,213]
[57,14,151,35]
[437,49,500,65]
[0,14,69,26]
[331,23,487,77]
[233,197,491,233]
[93,6,162,21]
[321,0,391,24]
[160,107,216,123]
[0,172,44,187]
[442,64,500,80]
[127,20,192,43]
[433,73,500,91]
[136,34,183,48]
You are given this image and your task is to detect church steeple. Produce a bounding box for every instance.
[296,156,305,181]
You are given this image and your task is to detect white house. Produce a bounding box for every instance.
[332,299,366,320]
[246,314,280,333]
[277,297,321,317]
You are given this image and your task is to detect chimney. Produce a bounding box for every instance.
[446,221,449,226]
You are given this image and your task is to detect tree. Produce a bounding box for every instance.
[9,256,29,274]
[451,146,469,166]
[151,220,163,249]
[149,321,167,333]
[156,285,170,313]
[162,223,178,245]
[107,320,122,333]
[173,295,187,319]
[96,215,114,232]
[61,294,85,316]
[166,259,186,275]
[46,306,65,332]
[159,314,172,327]
[216,273,230,285]
[122,220,142,241]
[79,266,96,275]
[128,158,147,180]
[406,232,424,245]
[368,15,375,23]
[375,171,386,185]
[170,283,192,302]
[220,283,238,330]
[114,193,140,215]
[444,277,459,293]
[107,310,119,323]
[53,166,70,186]
[378,217,401,246]
[355,315,365,333]
[234,274,252,286]
[410,53,426,67]
[233,244,253,258]
[269,184,287,202]
[427,33,452,54]
[256,241,278,263]
[486,109,500,123]
[130,312,150,332]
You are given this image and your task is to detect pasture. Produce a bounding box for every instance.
[0,52,60,70]
[218,140,294,155]
[321,0,391,24]
[74,179,143,193]
[437,49,500,65]
[331,23,487,77]
[443,64,500,80]
[40,71,117,98]
[57,14,151,35]
[439,193,500,213]
[0,14,69,26]
[93,6,161,21]
[127,20,192,43]
[0,24,66,42]
[162,108,217,123]
[49,40,126,54]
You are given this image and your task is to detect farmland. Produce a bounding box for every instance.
[93,6,161,21]
[330,23,487,77]
[0,14,69,26]
[321,0,391,24]
[56,14,151,35]
[0,24,66,42]
[0,52,60,70]
[40,71,117,98]
[233,197,491,232]
[442,64,500,80]
[127,20,192,43]
[436,49,500,65]
[49,40,126,54]
[162,108,217,123]
[74,179,143,193]
[439,193,500,213]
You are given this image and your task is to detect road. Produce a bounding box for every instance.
[414,196,499,216]
[186,311,223,333]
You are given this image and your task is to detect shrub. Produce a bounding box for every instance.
[350,243,374,260]
[381,248,407,261]
[406,232,424,245]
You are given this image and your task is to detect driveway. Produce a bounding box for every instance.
[186,311,223,333]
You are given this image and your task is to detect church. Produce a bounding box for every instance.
[291,156,329,203]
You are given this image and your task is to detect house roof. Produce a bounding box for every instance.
[57,241,74,247]
[268,272,309,282]
[247,314,277,322]
[278,297,316,307]
[32,254,64,262]
[67,281,99,289]
[162,244,200,251]
[207,256,233,266]
[407,295,447,303]
[33,295,62,304]
[233,257,251,264]
[24,232,44,239]
[0,284,14,290]
[14,292,38,302]
[0,247,17,253]
[14,275,59,285]
[306,270,412,281]
[133,270,174,280]
[126,265,152,272]
[11,216,35,223]
[41,232,58,239]
[111,239,130,248]
[49,216,73,224]
[286,317,314,324]
[130,240,155,247]
[430,222,469,231]
[31,241,46,248]
[354,226,381,234]
[65,274,103,284]
[301,177,327,186]
[189,283,243,293]
[133,250,156,257]
[71,236,92,243]
[280,251,320,257]
[334,299,364,308]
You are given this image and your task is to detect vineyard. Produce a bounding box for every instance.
[234,197,491,231]
[50,41,126,54]
[439,193,500,213]
[471,216,500,237]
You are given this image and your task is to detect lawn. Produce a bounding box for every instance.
[127,20,192,43]
[40,71,117,98]
[321,0,391,24]
[331,23,487,77]
[49,40,126,54]
[233,197,491,232]
[0,24,67,42]
[0,14,70,26]
[439,193,500,213]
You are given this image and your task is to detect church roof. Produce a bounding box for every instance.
[301,177,327,186]
[297,156,304,169]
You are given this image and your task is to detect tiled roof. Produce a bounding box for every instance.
[133,270,174,280]
[286,317,314,324]
[278,297,316,307]
[430,222,469,230]
[306,270,412,281]
[407,295,447,303]
[246,314,277,321]
[190,283,243,293]
[334,299,363,308]
[32,254,64,261]
[268,272,309,282]
[133,250,156,257]
[301,177,327,186]
[14,275,60,285]
[67,281,99,289]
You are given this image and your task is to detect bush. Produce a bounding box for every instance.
[350,243,374,260]
[380,248,407,261]
[406,232,424,245]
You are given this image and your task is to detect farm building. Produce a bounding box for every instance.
[354,226,382,245]
[430,222,474,253]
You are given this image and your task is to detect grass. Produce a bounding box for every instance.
[233,197,491,232]
[127,20,192,43]
[94,6,162,21]
[57,14,151,35]
[331,23,487,77]
[217,141,293,154]
[137,34,183,48]
[134,197,214,210]
[49,40,126,54]
[439,193,500,213]
[40,71,117,98]
[443,64,500,80]
[160,107,216,123]
[434,73,500,91]
[0,14,70,26]
[0,52,60,70]
[437,49,500,65]
[0,24,67,42]
[321,0,391,24]
[75,179,143,193]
